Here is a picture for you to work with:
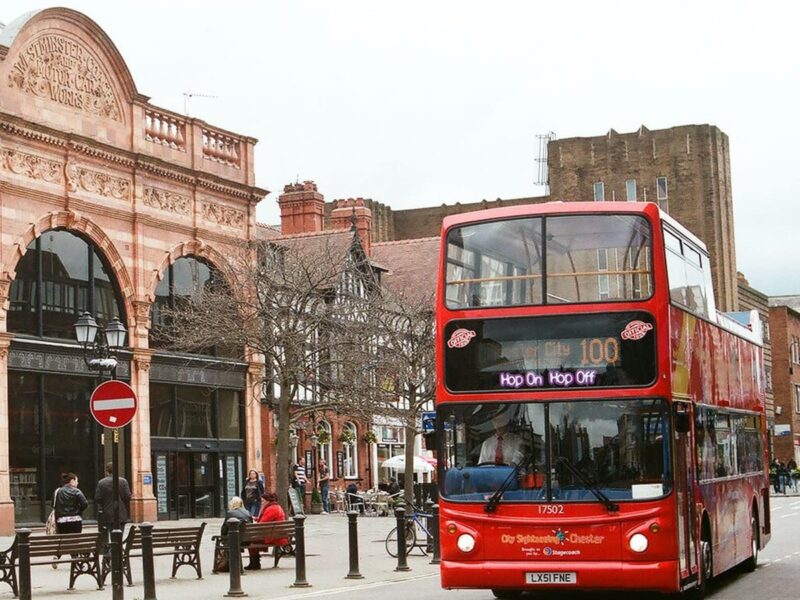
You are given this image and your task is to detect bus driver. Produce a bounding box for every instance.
[478,412,526,466]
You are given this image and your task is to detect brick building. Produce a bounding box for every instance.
[769,297,800,463]
[739,274,775,416]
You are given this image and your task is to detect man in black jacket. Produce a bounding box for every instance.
[95,463,132,558]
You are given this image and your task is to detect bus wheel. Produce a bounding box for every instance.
[491,590,523,599]
[741,513,759,572]
[690,538,713,599]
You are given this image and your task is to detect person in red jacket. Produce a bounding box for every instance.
[245,491,289,570]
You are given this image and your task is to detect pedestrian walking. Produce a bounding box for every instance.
[95,462,132,554]
[318,458,330,514]
[240,469,265,518]
[788,458,798,492]
[54,472,88,533]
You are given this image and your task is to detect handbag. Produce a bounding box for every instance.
[45,509,56,535]
[45,489,59,535]
[214,552,230,573]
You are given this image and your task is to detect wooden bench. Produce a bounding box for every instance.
[104,523,206,585]
[0,531,103,595]
[212,521,295,572]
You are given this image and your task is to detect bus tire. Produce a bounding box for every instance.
[741,512,759,572]
[690,537,712,599]
[491,590,522,599]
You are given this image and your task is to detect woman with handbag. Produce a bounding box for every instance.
[53,472,88,534]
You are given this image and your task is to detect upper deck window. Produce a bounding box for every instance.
[445,214,653,309]
[663,228,712,318]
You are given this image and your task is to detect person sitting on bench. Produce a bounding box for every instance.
[245,492,288,571]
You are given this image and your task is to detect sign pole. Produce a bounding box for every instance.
[90,377,137,600]
[111,366,123,600]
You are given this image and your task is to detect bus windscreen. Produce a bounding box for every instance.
[444,311,656,392]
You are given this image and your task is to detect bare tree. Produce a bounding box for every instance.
[157,232,379,511]
[364,287,436,506]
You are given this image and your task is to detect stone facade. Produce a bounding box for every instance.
[0,8,266,532]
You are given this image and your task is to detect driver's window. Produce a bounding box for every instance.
[443,403,546,499]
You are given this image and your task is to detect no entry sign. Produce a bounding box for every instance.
[90,380,137,429]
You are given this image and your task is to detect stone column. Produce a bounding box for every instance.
[0,332,15,534]
[130,346,157,523]
[245,361,264,474]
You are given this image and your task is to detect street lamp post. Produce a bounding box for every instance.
[310,432,319,491]
[74,311,127,600]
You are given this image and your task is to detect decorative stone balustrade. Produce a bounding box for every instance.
[202,128,241,168]
[144,110,186,151]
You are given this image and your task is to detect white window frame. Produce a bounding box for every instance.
[656,176,668,200]
[593,182,605,202]
[626,179,637,202]
[342,421,358,479]
[318,420,333,472]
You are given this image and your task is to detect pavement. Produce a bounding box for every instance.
[0,512,439,600]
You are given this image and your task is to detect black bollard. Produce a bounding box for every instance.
[430,504,441,565]
[291,514,310,587]
[111,528,124,600]
[18,529,31,600]
[424,500,434,553]
[224,519,246,597]
[345,510,363,579]
[140,523,157,600]
[394,506,410,572]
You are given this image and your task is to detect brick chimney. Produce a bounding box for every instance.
[331,198,373,255]
[277,180,324,234]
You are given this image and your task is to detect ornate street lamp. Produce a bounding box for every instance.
[74,312,127,373]
[73,311,127,600]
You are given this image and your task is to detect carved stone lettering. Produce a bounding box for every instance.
[0,147,64,183]
[66,161,131,201]
[8,34,122,121]
[142,186,190,215]
[203,202,245,229]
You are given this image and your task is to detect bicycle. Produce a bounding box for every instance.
[384,499,432,557]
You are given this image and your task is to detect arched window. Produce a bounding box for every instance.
[150,256,234,356]
[342,421,358,478]
[317,420,332,473]
[8,230,125,339]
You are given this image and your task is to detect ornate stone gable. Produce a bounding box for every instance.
[0,147,63,183]
[142,186,191,215]
[66,161,131,201]
[7,33,122,121]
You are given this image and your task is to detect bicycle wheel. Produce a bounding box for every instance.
[385,522,417,557]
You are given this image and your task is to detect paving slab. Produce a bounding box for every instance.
[0,512,439,600]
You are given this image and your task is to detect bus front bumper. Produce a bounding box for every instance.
[440,559,679,593]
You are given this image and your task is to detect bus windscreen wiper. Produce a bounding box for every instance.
[484,461,524,513]
[555,456,619,512]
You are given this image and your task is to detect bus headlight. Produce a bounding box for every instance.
[629,533,649,553]
[457,533,476,553]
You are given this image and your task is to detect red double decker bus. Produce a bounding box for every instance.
[435,202,769,598]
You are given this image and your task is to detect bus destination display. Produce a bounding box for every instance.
[444,312,656,392]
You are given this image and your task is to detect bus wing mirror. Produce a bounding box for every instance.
[674,409,690,433]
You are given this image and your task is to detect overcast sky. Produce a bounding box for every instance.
[4,1,798,296]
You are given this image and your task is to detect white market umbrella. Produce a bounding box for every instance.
[381,455,434,473]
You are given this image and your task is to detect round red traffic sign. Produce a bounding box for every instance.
[90,380,137,429]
